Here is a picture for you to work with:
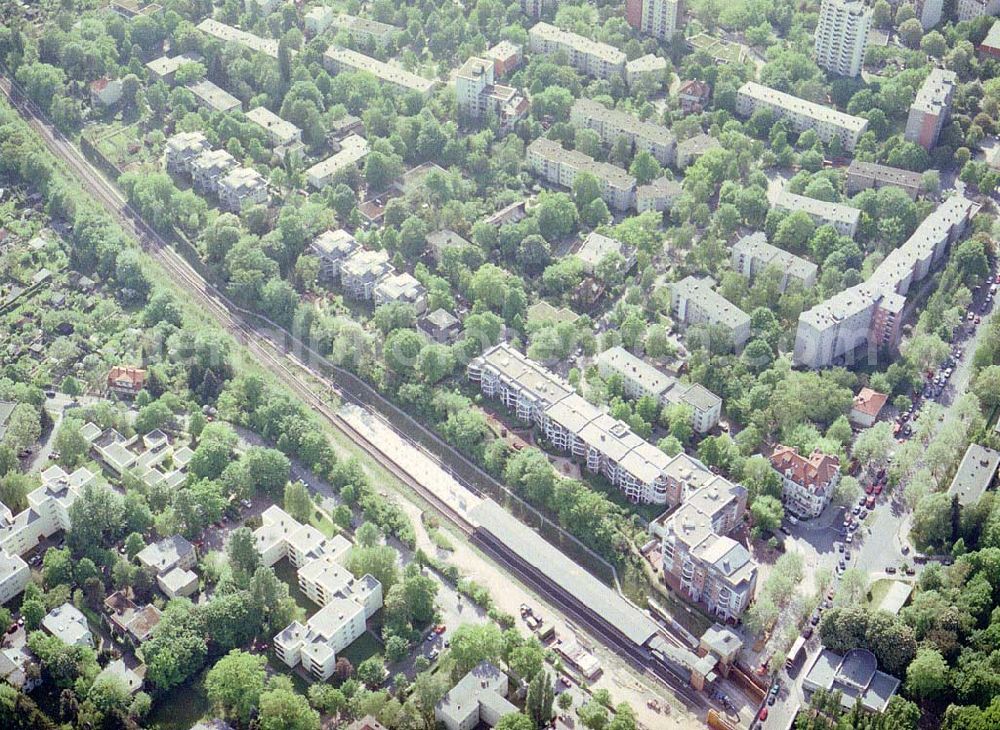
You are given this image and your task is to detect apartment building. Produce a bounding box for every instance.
[340,249,393,300]
[217,166,269,212]
[0,465,94,558]
[146,52,204,84]
[570,98,676,166]
[164,131,211,175]
[814,0,872,78]
[186,79,242,113]
[596,346,722,433]
[304,5,336,35]
[675,133,721,169]
[947,443,1000,508]
[527,137,636,211]
[625,54,668,87]
[769,446,841,519]
[669,276,751,351]
[576,232,637,275]
[323,46,438,96]
[845,159,923,199]
[306,134,370,190]
[191,149,238,195]
[981,19,1000,58]
[42,603,93,647]
[528,23,626,80]
[483,40,523,77]
[905,68,958,151]
[197,18,279,58]
[794,195,979,367]
[0,551,29,605]
[625,0,680,40]
[312,229,359,281]
[959,0,1000,21]
[137,535,199,599]
[521,0,557,17]
[469,343,710,504]
[774,189,861,238]
[435,663,517,730]
[636,176,683,214]
[330,14,400,51]
[736,81,868,152]
[656,478,756,620]
[246,106,302,151]
[914,0,943,29]
[258,506,383,681]
[731,231,818,291]
[373,272,428,314]
[454,57,528,132]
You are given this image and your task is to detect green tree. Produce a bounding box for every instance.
[629,151,661,186]
[283,481,313,523]
[906,647,948,700]
[258,687,320,730]
[750,496,784,536]
[227,527,261,584]
[449,624,504,678]
[495,713,534,730]
[526,670,554,726]
[205,650,267,725]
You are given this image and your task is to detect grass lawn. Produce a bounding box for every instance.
[272,557,313,616]
[146,669,213,730]
[866,578,893,608]
[340,631,383,668]
[85,122,160,173]
[309,506,338,538]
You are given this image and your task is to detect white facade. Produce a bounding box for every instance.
[527,137,636,211]
[958,0,1000,21]
[323,46,438,96]
[435,662,517,730]
[774,189,860,238]
[736,81,868,152]
[0,466,94,558]
[633,0,680,40]
[814,0,872,78]
[306,134,370,190]
[42,603,94,647]
[731,231,818,291]
[570,98,675,166]
[0,552,29,605]
[528,23,626,80]
[669,276,751,351]
[311,229,359,281]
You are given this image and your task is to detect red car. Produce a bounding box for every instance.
[864,484,874,495]
[874,484,883,495]
[434,625,447,634]
[759,707,769,721]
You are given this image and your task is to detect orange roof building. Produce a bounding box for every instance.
[769,445,841,519]
[850,387,888,427]
[107,366,146,397]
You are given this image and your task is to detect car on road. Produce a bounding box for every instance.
[803,626,814,639]
[886,566,897,574]
[810,613,820,625]
[759,707,769,722]
[904,565,916,575]
[845,550,851,560]
[428,649,439,660]
[838,543,845,553]
[560,676,572,687]
[846,533,853,544]
[902,545,910,554]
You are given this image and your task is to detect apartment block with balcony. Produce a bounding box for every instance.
[774,189,861,238]
[164,131,211,175]
[905,68,958,151]
[527,137,636,211]
[814,0,872,78]
[845,159,923,199]
[340,249,394,301]
[658,479,756,621]
[528,22,626,80]
[373,272,428,314]
[190,149,238,195]
[217,166,269,212]
[570,97,675,166]
[311,230,359,282]
[736,81,868,152]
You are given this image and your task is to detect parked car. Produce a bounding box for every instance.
[759,707,769,722]
[886,566,897,574]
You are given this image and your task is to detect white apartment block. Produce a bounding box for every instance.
[596,346,722,433]
[656,479,756,621]
[453,57,528,133]
[731,231,818,291]
[958,0,1000,21]
[311,229,359,281]
[736,81,868,152]
[469,343,712,504]
[528,23,626,80]
[42,603,94,647]
[625,0,680,40]
[774,189,861,239]
[330,14,400,51]
[914,0,944,29]
[323,45,438,96]
[435,662,517,730]
[669,276,752,351]
[625,54,668,87]
[190,149,238,194]
[527,137,636,211]
[217,166,269,212]
[246,106,302,149]
[794,195,979,368]
[521,0,556,18]
[136,535,199,599]
[570,98,676,166]
[814,0,872,78]
[905,68,958,151]
[340,249,394,300]
[636,176,683,214]
[304,5,336,35]
[373,272,428,314]
[0,551,29,605]
[257,506,383,681]
[186,79,242,114]
[306,134,370,190]
[146,52,204,84]
[164,132,211,175]
[197,18,279,59]
[576,232,637,275]
[0,465,94,558]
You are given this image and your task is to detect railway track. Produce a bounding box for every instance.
[1,79,718,709]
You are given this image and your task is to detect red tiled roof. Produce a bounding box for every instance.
[679,79,710,98]
[90,77,111,93]
[852,387,888,418]
[770,445,839,490]
[107,366,146,387]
